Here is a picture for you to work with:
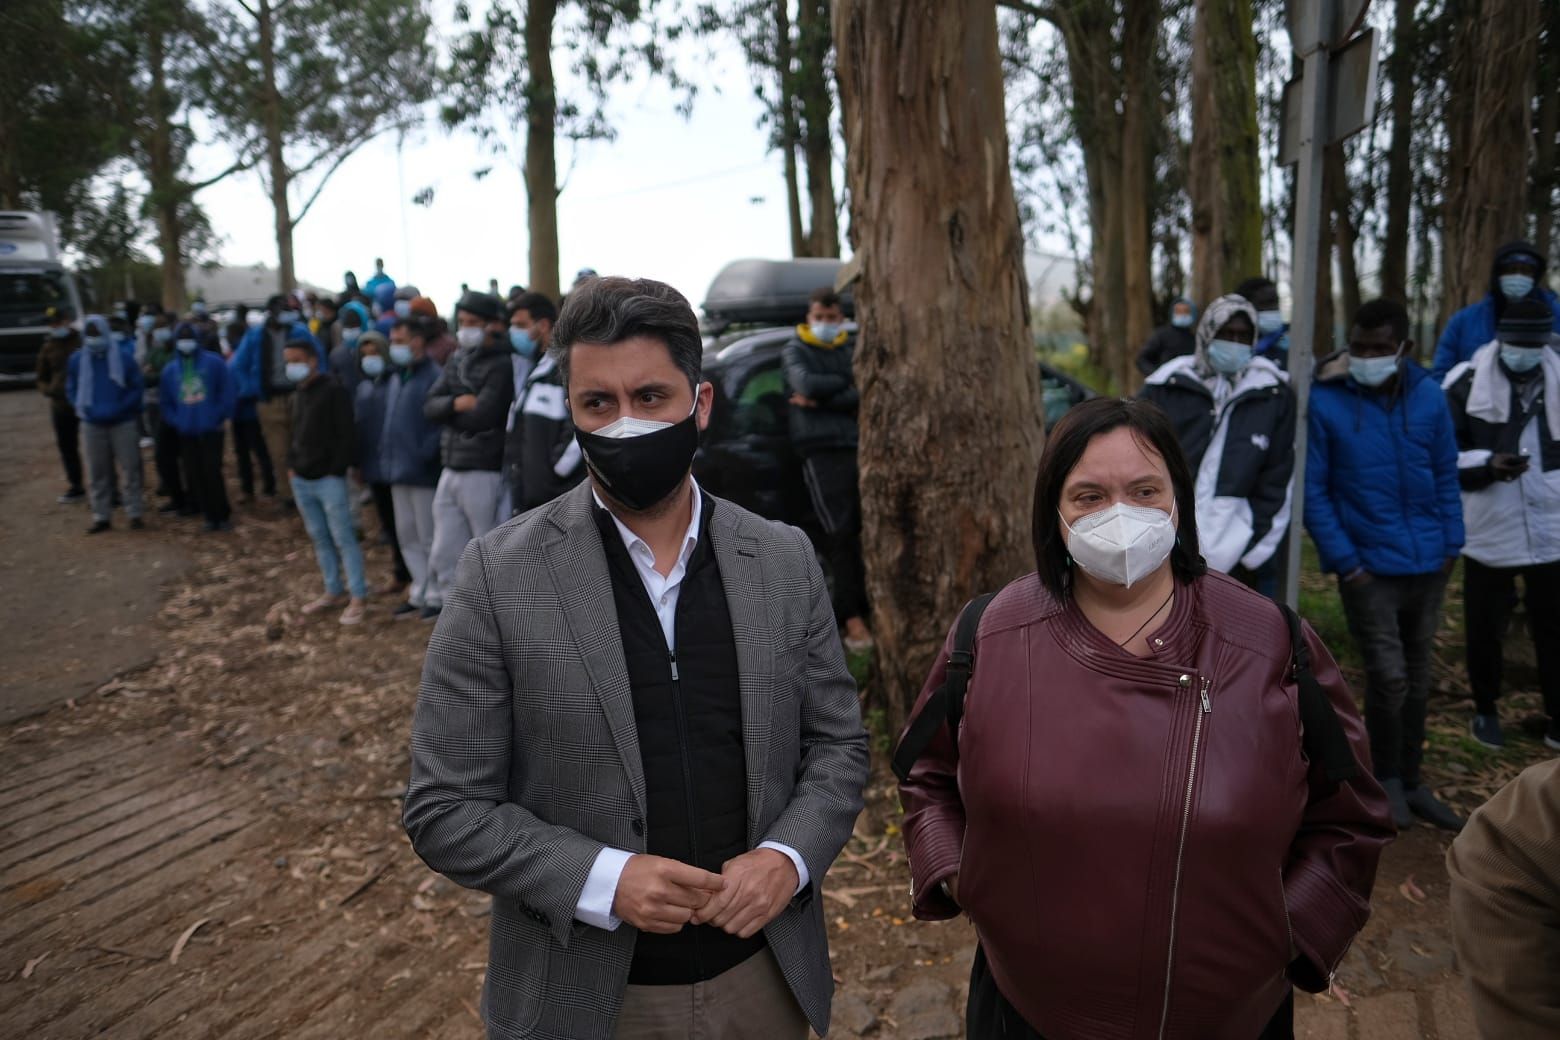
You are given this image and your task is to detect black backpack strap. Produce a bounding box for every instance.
[892,593,997,783]
[1281,603,1362,785]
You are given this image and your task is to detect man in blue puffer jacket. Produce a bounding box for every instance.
[1432,241,1560,381]
[1306,298,1465,834]
[66,314,146,533]
[162,321,237,531]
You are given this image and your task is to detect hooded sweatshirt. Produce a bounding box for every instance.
[65,315,143,425]
[1140,294,1296,574]
[161,322,236,436]
[330,300,374,400]
[1432,241,1560,380]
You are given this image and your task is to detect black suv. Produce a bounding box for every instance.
[692,258,1097,529]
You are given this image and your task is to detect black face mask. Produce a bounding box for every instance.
[575,405,701,512]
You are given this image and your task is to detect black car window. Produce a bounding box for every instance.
[729,359,788,437]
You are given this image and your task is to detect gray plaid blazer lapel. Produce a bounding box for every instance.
[543,481,647,818]
[709,497,778,846]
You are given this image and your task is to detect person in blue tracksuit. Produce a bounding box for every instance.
[66,315,145,533]
[1306,298,1465,833]
[1432,241,1560,382]
[162,321,237,531]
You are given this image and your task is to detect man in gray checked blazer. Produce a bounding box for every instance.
[405,275,870,1039]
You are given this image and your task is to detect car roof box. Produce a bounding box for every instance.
[701,258,854,324]
[0,211,62,263]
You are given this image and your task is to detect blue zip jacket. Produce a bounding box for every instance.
[1305,353,1464,577]
[160,350,236,435]
[65,343,143,426]
[230,320,324,402]
[372,357,443,487]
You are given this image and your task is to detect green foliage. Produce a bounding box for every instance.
[200,0,435,224]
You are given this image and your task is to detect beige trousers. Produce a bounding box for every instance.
[613,949,809,1040]
[257,396,292,485]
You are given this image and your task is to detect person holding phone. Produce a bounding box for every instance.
[1444,297,1560,752]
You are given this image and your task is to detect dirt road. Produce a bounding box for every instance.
[0,387,1545,1038]
[0,389,188,724]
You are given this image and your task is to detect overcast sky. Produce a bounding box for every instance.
[191,3,807,310]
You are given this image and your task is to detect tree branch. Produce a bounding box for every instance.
[291,115,419,225]
[184,142,262,193]
[997,0,1059,25]
[232,0,259,20]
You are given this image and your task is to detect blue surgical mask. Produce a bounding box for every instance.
[1257,310,1284,335]
[809,322,842,344]
[285,361,312,383]
[86,336,110,354]
[361,355,386,378]
[1499,274,1535,300]
[1501,344,1545,374]
[176,338,198,355]
[389,344,414,367]
[50,326,72,339]
[137,315,156,331]
[1349,352,1401,387]
[342,327,362,346]
[1207,339,1253,375]
[153,327,173,345]
[509,327,538,358]
[1171,312,1194,329]
[394,300,412,318]
[278,310,300,325]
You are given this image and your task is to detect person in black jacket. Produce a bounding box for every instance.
[423,290,515,620]
[1135,296,1197,377]
[285,339,367,626]
[504,292,585,516]
[1139,293,1296,596]
[782,288,871,650]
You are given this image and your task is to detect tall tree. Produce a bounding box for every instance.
[1533,0,1560,262]
[445,1,677,300]
[205,0,433,292]
[1001,0,1160,393]
[1442,0,1540,311]
[795,0,839,256]
[834,0,1043,734]
[1378,0,1416,303]
[1188,0,1262,304]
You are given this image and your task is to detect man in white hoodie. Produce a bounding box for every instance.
[1444,298,1560,752]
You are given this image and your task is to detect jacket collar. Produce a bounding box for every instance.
[1143,353,1288,397]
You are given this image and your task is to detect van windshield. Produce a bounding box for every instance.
[0,270,68,311]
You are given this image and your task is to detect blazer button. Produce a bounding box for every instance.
[632,818,645,836]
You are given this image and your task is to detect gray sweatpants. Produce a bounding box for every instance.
[84,418,144,522]
[428,469,505,608]
[391,484,438,609]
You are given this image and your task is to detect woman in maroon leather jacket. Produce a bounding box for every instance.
[900,398,1393,1040]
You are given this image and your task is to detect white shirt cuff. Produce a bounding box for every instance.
[758,841,810,896]
[575,846,635,931]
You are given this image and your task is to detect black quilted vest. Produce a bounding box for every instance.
[595,497,763,985]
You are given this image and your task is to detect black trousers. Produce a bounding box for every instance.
[370,481,412,584]
[155,415,186,508]
[801,449,869,623]
[181,430,231,526]
[967,945,1295,1039]
[1464,557,1560,720]
[1336,571,1447,787]
[232,416,276,497]
[51,406,83,492]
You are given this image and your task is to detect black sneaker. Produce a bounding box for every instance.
[420,605,442,623]
[1380,777,1413,831]
[129,518,145,530]
[1405,786,1465,832]
[393,602,420,621]
[58,489,86,504]
[1471,714,1505,750]
[87,520,111,535]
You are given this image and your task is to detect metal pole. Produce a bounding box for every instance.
[1282,0,1334,610]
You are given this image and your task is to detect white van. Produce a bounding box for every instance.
[0,211,85,378]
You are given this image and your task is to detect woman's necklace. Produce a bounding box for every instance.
[1118,588,1175,649]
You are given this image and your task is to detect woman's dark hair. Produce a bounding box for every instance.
[1032,397,1207,596]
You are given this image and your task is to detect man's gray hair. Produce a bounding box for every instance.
[550,276,703,391]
